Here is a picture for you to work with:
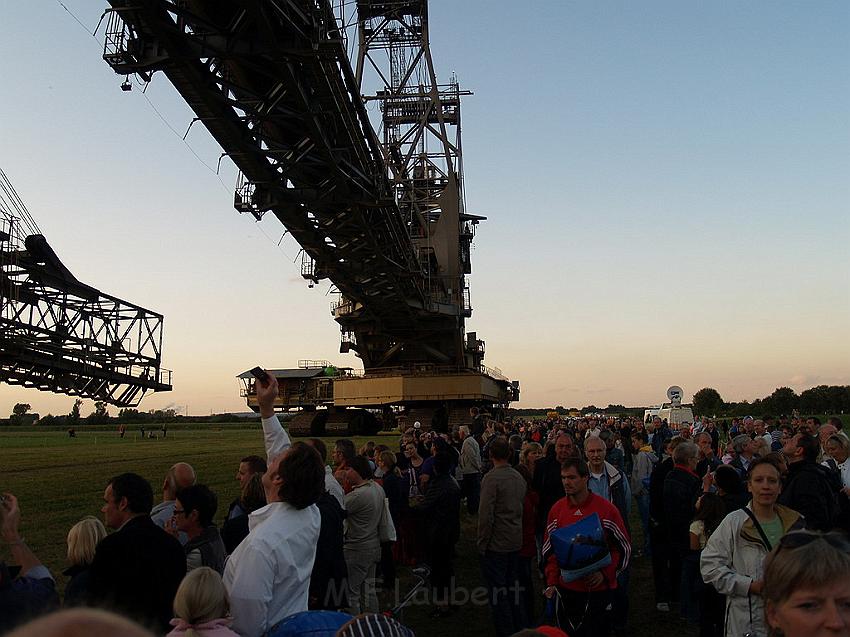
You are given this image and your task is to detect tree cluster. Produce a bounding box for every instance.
[692,385,850,417]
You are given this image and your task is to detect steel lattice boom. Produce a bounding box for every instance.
[0,170,171,407]
[101,0,488,373]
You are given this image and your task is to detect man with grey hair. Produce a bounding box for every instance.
[662,441,702,621]
[818,421,840,461]
[458,425,482,514]
[695,432,721,477]
[729,434,755,476]
[151,462,196,544]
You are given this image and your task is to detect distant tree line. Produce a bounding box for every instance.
[692,385,850,418]
[510,385,850,420]
[1,401,250,426]
[510,404,644,418]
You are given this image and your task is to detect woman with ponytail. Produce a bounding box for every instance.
[167,567,238,637]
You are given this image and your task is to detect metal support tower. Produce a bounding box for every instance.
[351,0,484,370]
[101,0,488,372]
[0,169,171,406]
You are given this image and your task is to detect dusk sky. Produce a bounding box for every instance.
[1,1,848,417]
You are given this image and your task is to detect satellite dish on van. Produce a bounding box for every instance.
[667,386,683,406]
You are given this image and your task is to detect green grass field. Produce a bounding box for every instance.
[0,426,694,637]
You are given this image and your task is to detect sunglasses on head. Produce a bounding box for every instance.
[778,531,850,552]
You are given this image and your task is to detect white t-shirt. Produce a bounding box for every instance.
[689,519,708,549]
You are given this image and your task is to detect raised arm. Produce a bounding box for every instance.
[256,371,291,462]
[1,493,50,580]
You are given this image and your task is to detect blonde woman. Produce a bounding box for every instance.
[63,516,106,606]
[519,441,543,477]
[762,531,850,637]
[167,567,238,637]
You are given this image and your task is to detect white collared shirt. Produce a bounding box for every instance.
[221,413,320,636]
[223,501,320,637]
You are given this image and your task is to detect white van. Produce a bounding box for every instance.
[645,386,694,427]
[655,404,694,427]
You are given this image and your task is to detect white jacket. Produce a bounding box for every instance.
[700,504,803,637]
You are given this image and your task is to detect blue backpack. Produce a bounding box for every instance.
[549,512,611,582]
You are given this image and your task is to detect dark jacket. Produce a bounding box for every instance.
[418,474,461,546]
[649,456,674,524]
[381,468,408,526]
[720,491,750,513]
[533,454,565,532]
[696,455,722,478]
[310,491,348,610]
[778,460,837,532]
[62,563,92,607]
[729,455,753,477]
[663,466,702,555]
[0,562,58,633]
[88,515,186,633]
[651,426,673,458]
[221,511,250,555]
[185,526,227,574]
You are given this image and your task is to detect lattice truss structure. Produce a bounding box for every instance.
[102,0,485,371]
[351,0,483,367]
[0,169,171,406]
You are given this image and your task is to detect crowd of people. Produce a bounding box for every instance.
[1,383,849,637]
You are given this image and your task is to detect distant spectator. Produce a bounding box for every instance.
[533,432,577,551]
[376,450,406,592]
[817,421,839,452]
[752,437,771,460]
[333,439,357,493]
[514,459,539,627]
[630,430,656,556]
[458,425,482,514]
[823,434,850,491]
[712,464,749,513]
[687,493,726,635]
[586,435,632,632]
[649,416,672,458]
[308,438,345,509]
[695,432,721,477]
[342,456,384,615]
[308,487,347,611]
[221,473,266,554]
[167,567,239,637]
[171,485,227,575]
[729,435,755,476]
[418,451,461,617]
[88,473,186,632]
[600,429,624,473]
[0,493,59,633]
[519,441,543,478]
[226,455,266,524]
[478,438,527,636]
[151,463,197,545]
[779,432,839,531]
[649,436,682,611]
[63,516,106,606]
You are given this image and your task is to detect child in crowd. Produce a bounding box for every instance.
[167,567,239,637]
[686,493,726,636]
